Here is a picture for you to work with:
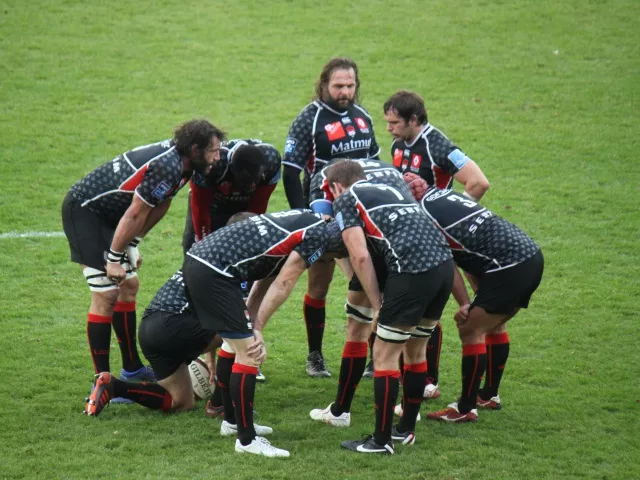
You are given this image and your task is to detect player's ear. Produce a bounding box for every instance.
[410,115,418,127]
[190,144,199,158]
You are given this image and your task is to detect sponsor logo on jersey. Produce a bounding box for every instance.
[330,138,372,154]
[447,149,470,169]
[341,117,352,124]
[401,157,410,170]
[307,248,323,265]
[325,122,346,141]
[151,181,171,200]
[284,137,297,154]
[392,148,403,167]
[410,154,423,172]
[355,117,369,133]
[346,125,356,138]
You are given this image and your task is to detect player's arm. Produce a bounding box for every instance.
[252,252,307,333]
[245,277,276,320]
[283,166,305,209]
[282,109,314,209]
[454,160,490,201]
[190,181,214,241]
[138,198,171,237]
[451,265,471,307]
[341,226,382,311]
[247,145,281,213]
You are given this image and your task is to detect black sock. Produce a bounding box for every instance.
[426,322,442,385]
[373,370,400,445]
[459,344,487,413]
[231,364,258,446]
[87,313,111,373]
[113,378,171,410]
[332,341,367,415]
[481,333,510,399]
[215,350,236,423]
[397,363,427,432]
[112,302,144,372]
[209,381,222,408]
[303,295,326,354]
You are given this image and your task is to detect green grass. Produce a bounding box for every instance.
[1,0,639,478]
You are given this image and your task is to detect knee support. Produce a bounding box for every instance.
[376,324,411,344]
[411,324,436,339]
[345,301,374,324]
[83,267,137,292]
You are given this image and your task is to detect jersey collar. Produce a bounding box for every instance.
[405,123,432,148]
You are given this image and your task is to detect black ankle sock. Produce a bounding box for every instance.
[113,378,171,410]
[459,344,487,413]
[215,351,236,423]
[87,313,111,373]
[373,370,400,445]
[231,364,258,446]
[426,322,442,385]
[480,333,510,399]
[112,302,143,372]
[332,341,367,415]
[303,295,326,354]
[397,364,427,432]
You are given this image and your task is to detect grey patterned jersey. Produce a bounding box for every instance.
[392,124,471,189]
[191,139,281,214]
[420,189,540,275]
[146,270,190,314]
[333,181,452,274]
[70,140,189,226]
[283,101,381,177]
[186,210,333,280]
[309,158,413,216]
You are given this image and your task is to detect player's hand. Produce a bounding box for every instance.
[204,351,216,385]
[454,304,470,326]
[248,330,267,364]
[106,262,126,284]
[126,237,143,270]
[371,309,380,333]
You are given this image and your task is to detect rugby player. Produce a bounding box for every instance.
[282,57,381,376]
[416,189,543,422]
[384,90,490,399]
[324,160,454,454]
[62,119,225,394]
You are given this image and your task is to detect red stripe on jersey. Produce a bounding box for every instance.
[320,178,335,202]
[356,202,384,239]
[120,163,150,191]
[266,230,305,256]
[433,165,453,189]
[435,223,464,250]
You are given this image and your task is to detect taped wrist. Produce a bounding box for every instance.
[107,249,124,263]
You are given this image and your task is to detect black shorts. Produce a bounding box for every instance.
[139,310,215,381]
[471,250,544,315]
[348,252,389,292]
[378,260,454,328]
[61,191,114,270]
[182,256,253,337]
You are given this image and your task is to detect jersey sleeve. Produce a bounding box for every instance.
[135,157,181,206]
[333,192,363,231]
[308,171,335,215]
[293,222,328,267]
[429,130,470,175]
[258,144,282,186]
[282,104,316,171]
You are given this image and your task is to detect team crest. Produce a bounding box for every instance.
[346,125,356,138]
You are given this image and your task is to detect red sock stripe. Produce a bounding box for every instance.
[127,388,165,399]
[88,313,111,324]
[343,341,368,358]
[218,349,236,359]
[403,362,428,373]
[113,301,136,313]
[304,295,326,309]
[373,370,401,379]
[232,363,259,375]
[463,343,487,356]
[339,358,354,405]
[486,332,510,345]
[161,392,173,412]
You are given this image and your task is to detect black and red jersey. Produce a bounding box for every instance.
[283,101,381,177]
[332,181,452,274]
[309,158,411,215]
[186,210,332,281]
[420,189,540,276]
[391,124,471,189]
[69,140,189,226]
[146,269,190,315]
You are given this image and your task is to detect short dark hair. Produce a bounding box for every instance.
[383,90,428,124]
[231,144,265,180]
[314,57,360,103]
[325,159,365,188]
[173,119,226,157]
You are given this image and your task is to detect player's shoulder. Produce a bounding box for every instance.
[350,103,374,119]
[295,102,321,119]
[424,123,454,143]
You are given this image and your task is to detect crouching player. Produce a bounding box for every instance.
[415,188,544,422]
[323,160,454,454]
[183,210,346,458]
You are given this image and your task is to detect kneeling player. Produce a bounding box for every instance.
[323,160,454,454]
[416,188,544,422]
[183,210,345,458]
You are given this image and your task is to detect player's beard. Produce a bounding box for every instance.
[192,151,212,176]
[324,94,354,111]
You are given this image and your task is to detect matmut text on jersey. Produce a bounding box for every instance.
[186,210,331,281]
[332,181,452,275]
[282,101,381,176]
[70,140,189,226]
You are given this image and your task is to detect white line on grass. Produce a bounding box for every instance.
[0,231,65,239]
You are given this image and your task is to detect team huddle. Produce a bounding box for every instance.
[61,57,544,458]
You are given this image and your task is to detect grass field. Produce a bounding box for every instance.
[1,0,639,478]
